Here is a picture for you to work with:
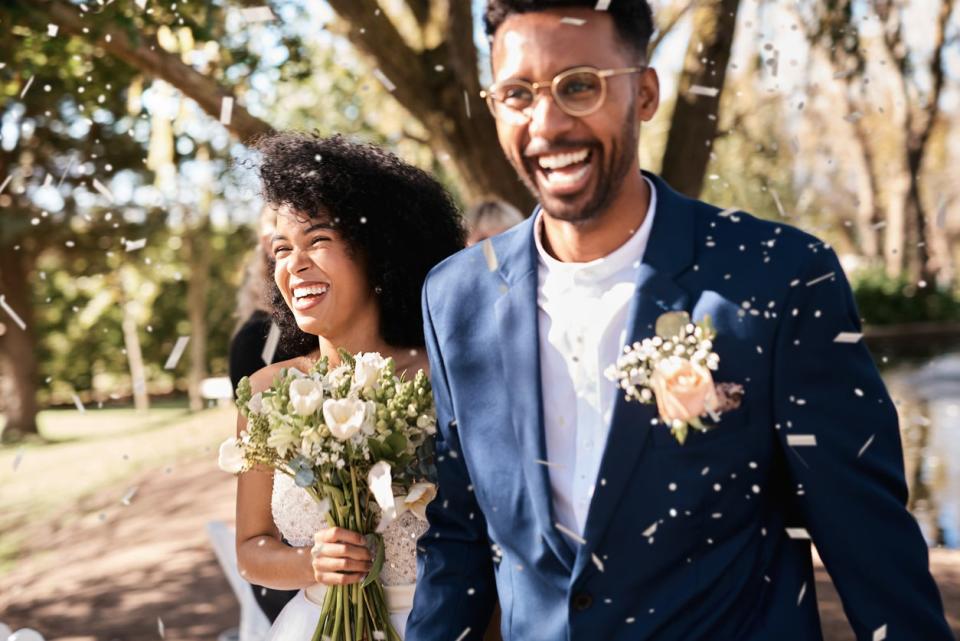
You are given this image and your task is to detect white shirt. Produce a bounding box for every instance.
[535,178,657,537]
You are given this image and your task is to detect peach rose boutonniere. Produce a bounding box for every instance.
[604,311,744,444]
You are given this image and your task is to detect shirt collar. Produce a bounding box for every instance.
[535,176,657,285]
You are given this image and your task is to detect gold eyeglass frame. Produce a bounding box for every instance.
[480,65,646,120]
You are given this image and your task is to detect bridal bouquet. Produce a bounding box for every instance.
[219,351,437,641]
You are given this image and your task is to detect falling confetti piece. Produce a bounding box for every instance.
[786,434,817,447]
[805,272,835,287]
[92,178,115,203]
[121,486,138,506]
[261,322,281,365]
[47,23,59,36]
[463,90,471,118]
[797,581,807,604]
[372,69,396,93]
[555,522,586,545]
[594,0,612,9]
[125,238,147,252]
[453,629,471,641]
[718,207,739,218]
[71,393,86,413]
[135,0,147,8]
[642,522,658,537]
[12,448,24,471]
[0,295,27,330]
[560,17,587,25]
[770,188,786,218]
[833,332,863,343]
[0,175,11,195]
[872,624,887,641]
[20,76,35,99]
[689,85,720,97]
[164,336,190,370]
[481,238,498,272]
[534,458,562,467]
[240,6,275,22]
[157,617,165,638]
[857,434,875,458]
[220,96,234,125]
[786,527,810,539]
[591,552,605,572]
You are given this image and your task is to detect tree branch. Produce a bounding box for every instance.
[24,0,274,143]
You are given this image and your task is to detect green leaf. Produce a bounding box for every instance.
[384,432,407,456]
[656,311,691,339]
[360,533,385,588]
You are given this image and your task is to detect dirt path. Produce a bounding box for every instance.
[1,454,957,640]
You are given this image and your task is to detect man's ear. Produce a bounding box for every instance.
[636,67,660,122]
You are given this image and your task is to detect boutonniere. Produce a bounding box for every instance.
[604,311,744,445]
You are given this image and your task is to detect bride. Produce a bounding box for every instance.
[234,132,465,639]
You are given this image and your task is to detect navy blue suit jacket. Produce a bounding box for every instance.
[407,174,951,640]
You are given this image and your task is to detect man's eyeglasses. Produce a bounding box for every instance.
[480,65,646,122]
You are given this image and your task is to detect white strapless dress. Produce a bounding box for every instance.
[266,472,427,640]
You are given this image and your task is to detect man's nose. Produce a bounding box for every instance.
[527,92,574,140]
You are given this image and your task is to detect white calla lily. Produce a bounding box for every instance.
[217,437,245,474]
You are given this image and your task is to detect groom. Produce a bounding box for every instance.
[407,1,952,640]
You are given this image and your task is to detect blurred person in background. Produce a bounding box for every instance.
[464,198,524,246]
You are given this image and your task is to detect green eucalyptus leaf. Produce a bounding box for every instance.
[656,311,691,339]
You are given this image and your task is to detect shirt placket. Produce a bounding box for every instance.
[569,287,601,533]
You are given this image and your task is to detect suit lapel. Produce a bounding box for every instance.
[493,214,576,571]
[573,174,697,579]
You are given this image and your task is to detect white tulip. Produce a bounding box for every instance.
[289,378,323,417]
[10,629,46,641]
[401,482,437,521]
[246,391,263,414]
[322,397,368,441]
[217,437,245,474]
[353,352,386,392]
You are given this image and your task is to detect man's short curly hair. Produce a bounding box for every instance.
[484,0,654,59]
[254,132,466,357]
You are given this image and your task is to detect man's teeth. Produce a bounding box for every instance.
[545,164,590,185]
[294,285,328,299]
[538,149,590,170]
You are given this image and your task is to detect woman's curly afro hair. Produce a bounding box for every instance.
[255,132,466,357]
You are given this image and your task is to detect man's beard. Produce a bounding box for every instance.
[515,109,639,225]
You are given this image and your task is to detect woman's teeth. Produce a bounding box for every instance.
[293,285,328,299]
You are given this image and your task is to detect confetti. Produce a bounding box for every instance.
[560,17,587,25]
[71,393,86,413]
[20,76,35,99]
[0,295,27,330]
[12,448,24,471]
[372,69,396,93]
[121,486,139,506]
[124,238,147,252]
[591,552,605,572]
[240,6,275,22]
[0,175,11,195]
[594,0,612,9]
[453,629,471,641]
[261,322,280,365]
[555,522,586,545]
[164,336,190,370]
[805,272,835,287]
[786,434,817,447]
[786,527,810,539]
[220,96,234,125]
[534,458,562,467]
[135,0,147,8]
[770,188,786,218]
[872,624,887,641]
[642,522,658,537]
[463,90,471,118]
[92,178,115,203]
[481,238,499,272]
[47,23,59,36]
[718,207,739,218]
[797,581,807,604]
[689,85,720,97]
[833,332,863,343]
[157,617,165,638]
[857,434,875,458]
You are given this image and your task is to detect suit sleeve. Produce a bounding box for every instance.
[405,276,497,641]
[771,246,952,640]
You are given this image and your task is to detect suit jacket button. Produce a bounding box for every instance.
[572,592,593,611]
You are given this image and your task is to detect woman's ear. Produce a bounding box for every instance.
[636,67,660,122]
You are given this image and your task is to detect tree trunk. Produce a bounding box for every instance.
[660,0,741,197]
[0,247,39,442]
[185,225,210,412]
[121,301,150,412]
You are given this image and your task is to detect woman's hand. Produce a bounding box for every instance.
[311,527,373,586]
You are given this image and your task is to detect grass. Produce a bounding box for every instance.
[0,400,236,573]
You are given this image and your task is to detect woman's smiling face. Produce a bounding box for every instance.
[271,207,378,340]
